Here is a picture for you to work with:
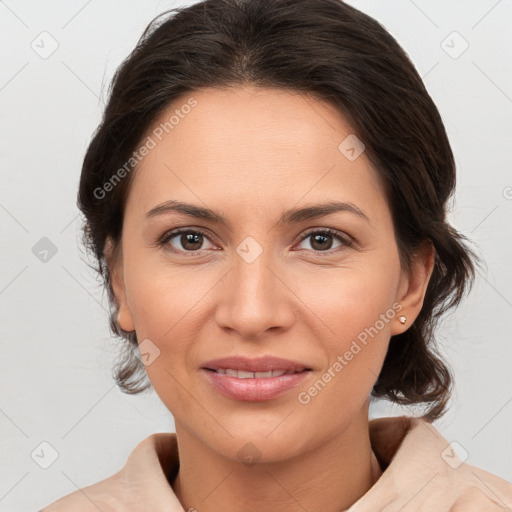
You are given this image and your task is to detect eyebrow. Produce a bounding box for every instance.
[145,199,370,226]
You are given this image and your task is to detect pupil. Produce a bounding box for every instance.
[312,234,332,251]
[182,233,202,250]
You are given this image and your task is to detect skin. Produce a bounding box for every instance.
[106,85,434,512]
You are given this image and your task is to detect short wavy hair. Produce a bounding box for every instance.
[78,0,477,421]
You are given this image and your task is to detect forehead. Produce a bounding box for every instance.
[127,86,388,221]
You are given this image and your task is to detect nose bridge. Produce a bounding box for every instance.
[234,244,273,301]
[214,237,295,337]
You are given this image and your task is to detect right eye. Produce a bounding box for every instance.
[159,228,218,254]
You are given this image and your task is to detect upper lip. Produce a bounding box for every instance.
[201,355,312,373]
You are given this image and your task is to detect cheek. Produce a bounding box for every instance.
[122,254,219,379]
[122,262,209,413]
[328,280,397,352]
[292,257,401,399]
[296,294,396,420]
[123,239,208,331]
[298,256,400,344]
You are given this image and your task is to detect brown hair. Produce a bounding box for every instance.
[78,0,477,421]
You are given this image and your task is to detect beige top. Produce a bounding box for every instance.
[40,416,512,511]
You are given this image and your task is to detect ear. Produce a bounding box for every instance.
[104,237,135,332]
[391,241,435,335]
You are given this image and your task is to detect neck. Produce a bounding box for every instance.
[171,409,382,512]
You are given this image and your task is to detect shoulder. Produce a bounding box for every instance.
[39,433,173,512]
[446,461,512,510]
[39,472,125,511]
[405,417,512,509]
[40,432,179,512]
[355,415,512,511]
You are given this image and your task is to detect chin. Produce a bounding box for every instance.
[201,417,319,465]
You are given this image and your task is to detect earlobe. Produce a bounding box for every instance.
[104,237,136,332]
[117,304,135,332]
[392,241,435,334]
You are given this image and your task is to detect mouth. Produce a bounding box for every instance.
[203,368,310,378]
[201,355,313,374]
[199,356,313,401]
[201,356,313,402]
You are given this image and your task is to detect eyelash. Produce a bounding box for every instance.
[157,227,355,256]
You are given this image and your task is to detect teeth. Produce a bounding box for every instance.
[237,370,254,379]
[255,371,273,378]
[214,368,291,378]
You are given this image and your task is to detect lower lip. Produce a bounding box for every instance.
[201,369,311,401]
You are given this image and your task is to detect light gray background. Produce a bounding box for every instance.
[1,1,511,510]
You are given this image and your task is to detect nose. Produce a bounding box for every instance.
[214,245,296,340]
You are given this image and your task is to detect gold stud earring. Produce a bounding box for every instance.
[398,315,406,325]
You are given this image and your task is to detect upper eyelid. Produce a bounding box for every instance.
[299,226,351,239]
[161,227,218,247]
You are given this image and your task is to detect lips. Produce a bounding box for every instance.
[201,355,312,374]
[200,355,313,401]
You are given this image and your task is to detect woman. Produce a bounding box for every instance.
[41,0,512,510]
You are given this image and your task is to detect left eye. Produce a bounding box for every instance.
[296,230,350,252]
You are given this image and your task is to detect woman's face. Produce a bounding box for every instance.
[110,86,431,462]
